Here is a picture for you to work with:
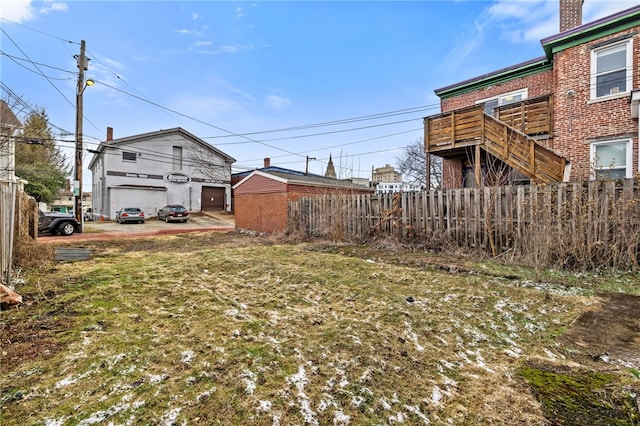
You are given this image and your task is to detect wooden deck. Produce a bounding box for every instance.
[424,96,568,184]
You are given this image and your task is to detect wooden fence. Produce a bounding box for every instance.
[288,178,640,270]
[1,182,37,286]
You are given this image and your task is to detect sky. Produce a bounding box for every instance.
[1,0,639,189]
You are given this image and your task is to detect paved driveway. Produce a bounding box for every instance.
[39,212,235,243]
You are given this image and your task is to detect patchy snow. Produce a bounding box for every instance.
[159,407,181,426]
[180,350,195,365]
[149,374,168,384]
[44,419,67,426]
[432,386,443,405]
[196,386,217,403]
[55,370,93,389]
[287,364,318,426]
[242,369,257,394]
[333,410,351,425]
[404,404,430,424]
[403,321,425,352]
[258,400,272,411]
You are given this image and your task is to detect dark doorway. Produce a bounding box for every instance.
[201,186,225,210]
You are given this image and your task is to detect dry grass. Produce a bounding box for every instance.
[1,232,637,425]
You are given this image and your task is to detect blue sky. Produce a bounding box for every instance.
[1,0,638,188]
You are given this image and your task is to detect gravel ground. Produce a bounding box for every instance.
[39,211,235,243]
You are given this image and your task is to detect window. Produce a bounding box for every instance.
[590,139,632,180]
[122,151,137,162]
[476,89,528,116]
[591,40,632,100]
[173,146,183,170]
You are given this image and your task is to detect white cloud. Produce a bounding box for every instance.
[192,13,200,20]
[0,0,34,22]
[264,95,291,110]
[487,0,639,43]
[440,18,487,71]
[40,1,68,14]
[584,1,640,22]
[193,40,213,47]
[236,7,244,18]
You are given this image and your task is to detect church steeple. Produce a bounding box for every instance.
[325,154,337,179]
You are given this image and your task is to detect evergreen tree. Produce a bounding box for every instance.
[15,109,69,204]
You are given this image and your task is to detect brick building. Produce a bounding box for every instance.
[426,1,640,188]
[233,168,373,233]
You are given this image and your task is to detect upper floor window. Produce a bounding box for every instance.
[476,89,528,116]
[591,39,632,100]
[173,146,183,170]
[590,138,632,180]
[122,151,137,162]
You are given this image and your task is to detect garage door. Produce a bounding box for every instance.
[201,186,225,210]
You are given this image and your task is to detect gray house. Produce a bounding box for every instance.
[89,127,235,219]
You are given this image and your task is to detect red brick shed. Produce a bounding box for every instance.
[233,170,373,233]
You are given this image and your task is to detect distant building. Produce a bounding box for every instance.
[50,180,91,214]
[89,127,235,219]
[324,154,337,179]
[375,182,423,194]
[372,164,402,184]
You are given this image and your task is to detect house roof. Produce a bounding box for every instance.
[541,5,640,58]
[233,169,374,192]
[434,5,640,99]
[0,100,22,130]
[434,56,551,99]
[88,127,235,169]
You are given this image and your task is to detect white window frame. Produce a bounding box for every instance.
[475,88,529,115]
[590,138,633,180]
[590,39,633,101]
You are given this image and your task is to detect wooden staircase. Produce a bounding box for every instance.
[424,96,569,184]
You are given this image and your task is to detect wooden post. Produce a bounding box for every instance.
[475,144,482,187]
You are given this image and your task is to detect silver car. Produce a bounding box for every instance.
[115,207,145,224]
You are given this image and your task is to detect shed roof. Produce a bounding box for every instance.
[233,170,374,192]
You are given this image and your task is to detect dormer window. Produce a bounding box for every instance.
[591,39,632,100]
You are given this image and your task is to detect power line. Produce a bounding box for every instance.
[0,28,75,111]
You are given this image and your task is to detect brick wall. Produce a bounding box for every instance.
[234,192,289,233]
[552,30,640,181]
[559,0,583,32]
[440,70,553,112]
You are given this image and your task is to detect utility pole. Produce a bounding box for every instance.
[74,40,88,232]
[305,155,316,176]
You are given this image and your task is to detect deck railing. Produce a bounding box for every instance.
[424,95,566,184]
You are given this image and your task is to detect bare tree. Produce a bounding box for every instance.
[396,138,441,189]
[187,144,232,183]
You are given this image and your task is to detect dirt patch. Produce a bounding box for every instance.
[558,292,640,369]
[520,292,640,425]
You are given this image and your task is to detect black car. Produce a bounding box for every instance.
[38,210,81,236]
[158,205,189,223]
[115,207,145,224]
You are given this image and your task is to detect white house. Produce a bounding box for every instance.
[88,127,235,219]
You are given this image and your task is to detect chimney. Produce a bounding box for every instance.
[263,157,271,168]
[559,0,584,32]
[106,127,113,141]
